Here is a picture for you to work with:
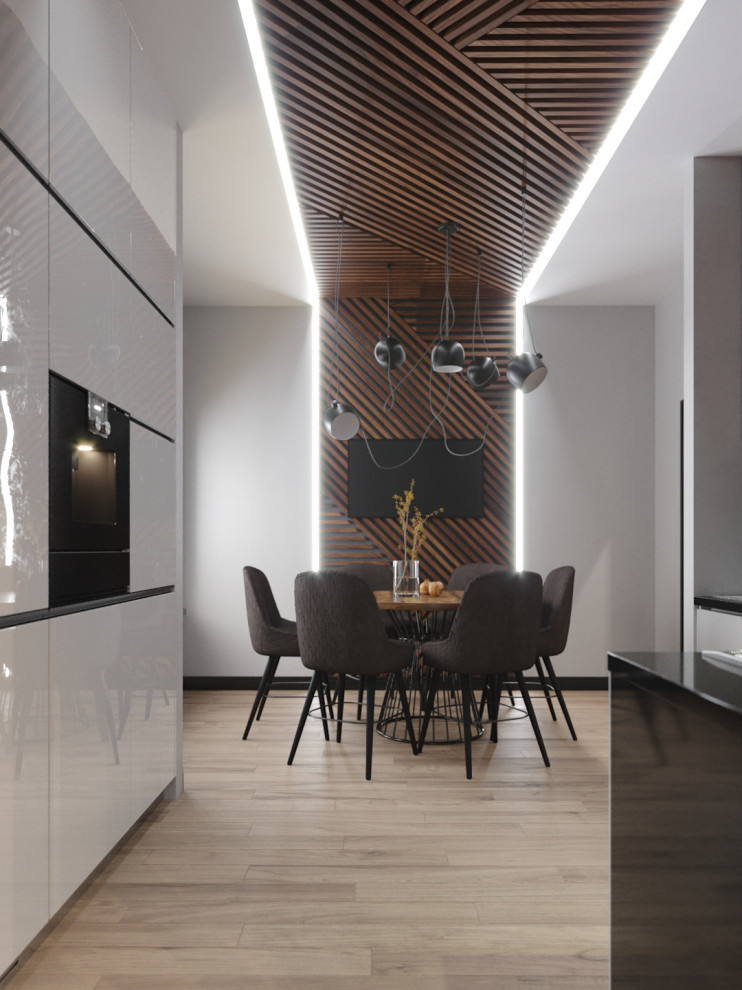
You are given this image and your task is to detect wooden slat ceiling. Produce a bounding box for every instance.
[256,0,683,300]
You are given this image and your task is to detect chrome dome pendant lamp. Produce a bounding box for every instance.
[373,262,406,371]
[323,214,360,441]
[465,248,500,389]
[506,185,547,393]
[431,221,465,373]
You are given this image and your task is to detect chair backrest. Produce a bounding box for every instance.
[448,562,507,590]
[243,565,283,655]
[425,569,542,676]
[538,565,575,657]
[343,562,391,592]
[294,570,411,675]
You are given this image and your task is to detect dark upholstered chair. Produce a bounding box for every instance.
[419,570,546,778]
[290,571,418,779]
[534,565,577,740]
[448,562,506,590]
[241,566,302,741]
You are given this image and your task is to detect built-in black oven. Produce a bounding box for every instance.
[49,373,130,607]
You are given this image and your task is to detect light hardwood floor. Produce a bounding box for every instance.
[6,688,610,990]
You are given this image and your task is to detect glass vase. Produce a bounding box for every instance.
[393,559,419,598]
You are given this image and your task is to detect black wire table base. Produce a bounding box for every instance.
[376,658,484,745]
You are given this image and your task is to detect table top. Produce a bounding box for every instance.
[374,589,463,612]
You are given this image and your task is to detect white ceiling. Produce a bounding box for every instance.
[121,0,311,308]
[121,0,742,310]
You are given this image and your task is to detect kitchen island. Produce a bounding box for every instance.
[608,650,742,988]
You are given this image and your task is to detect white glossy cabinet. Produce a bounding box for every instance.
[48,0,176,323]
[130,423,176,592]
[130,38,177,319]
[0,142,48,617]
[0,0,49,176]
[0,621,49,976]
[696,607,742,653]
[49,201,176,438]
[49,595,177,916]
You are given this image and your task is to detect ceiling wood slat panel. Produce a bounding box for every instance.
[257,0,682,293]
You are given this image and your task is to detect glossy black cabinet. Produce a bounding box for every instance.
[609,652,742,989]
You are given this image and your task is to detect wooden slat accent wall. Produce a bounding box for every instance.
[321,288,515,581]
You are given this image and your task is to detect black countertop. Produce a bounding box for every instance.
[694,593,742,614]
[608,650,742,718]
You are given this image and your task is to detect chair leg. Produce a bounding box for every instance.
[477,675,489,721]
[322,674,335,721]
[365,675,376,780]
[418,667,440,752]
[394,671,418,755]
[490,675,501,743]
[336,673,346,743]
[515,670,550,767]
[317,675,331,741]
[542,656,577,740]
[288,671,320,765]
[243,655,280,740]
[461,674,473,780]
[356,676,365,721]
[534,657,557,720]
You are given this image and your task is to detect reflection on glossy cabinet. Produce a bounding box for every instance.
[0,141,49,617]
[0,622,49,975]
[0,0,49,176]
[49,596,177,915]
[122,594,178,819]
[130,423,176,592]
[49,202,176,437]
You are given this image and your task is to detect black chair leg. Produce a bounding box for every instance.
[356,675,365,720]
[394,671,418,755]
[418,667,440,752]
[288,671,320,765]
[461,674,473,780]
[317,675,331,741]
[365,675,376,780]
[490,675,500,743]
[243,655,280,740]
[543,656,577,740]
[322,674,335,721]
[336,673,346,743]
[477,675,489,721]
[534,657,557,720]
[515,670,550,767]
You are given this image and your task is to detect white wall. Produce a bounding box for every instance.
[183,305,313,677]
[524,305,656,677]
[654,279,684,649]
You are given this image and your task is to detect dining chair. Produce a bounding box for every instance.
[241,565,305,741]
[448,562,506,590]
[419,569,546,778]
[290,571,418,779]
[534,565,577,740]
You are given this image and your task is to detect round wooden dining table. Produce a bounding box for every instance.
[373,588,479,744]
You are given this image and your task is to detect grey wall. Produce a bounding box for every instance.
[524,305,656,677]
[183,305,313,677]
[691,157,742,597]
[654,279,684,649]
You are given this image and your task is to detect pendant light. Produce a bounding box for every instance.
[506,185,547,393]
[431,221,465,373]
[465,249,500,389]
[374,262,406,370]
[324,214,360,440]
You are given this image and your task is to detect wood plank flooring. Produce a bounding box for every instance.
[6,688,610,990]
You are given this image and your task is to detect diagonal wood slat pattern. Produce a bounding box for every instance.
[256,0,681,571]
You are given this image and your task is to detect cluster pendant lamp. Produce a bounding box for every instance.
[323,207,548,442]
[323,214,361,441]
[505,185,548,394]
